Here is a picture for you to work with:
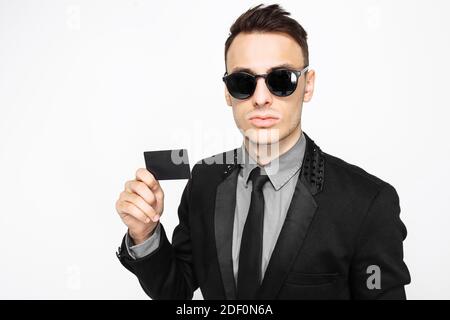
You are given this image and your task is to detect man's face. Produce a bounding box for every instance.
[225,32,315,145]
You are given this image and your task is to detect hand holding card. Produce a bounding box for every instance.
[116,167,165,245]
[116,149,190,245]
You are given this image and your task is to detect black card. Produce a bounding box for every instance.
[143,149,190,180]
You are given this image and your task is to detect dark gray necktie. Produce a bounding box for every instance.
[237,166,270,299]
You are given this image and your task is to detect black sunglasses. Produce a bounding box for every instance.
[222,66,309,99]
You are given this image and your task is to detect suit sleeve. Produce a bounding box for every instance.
[349,183,411,299]
[124,222,161,259]
[116,176,198,299]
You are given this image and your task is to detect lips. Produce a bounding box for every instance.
[249,115,280,128]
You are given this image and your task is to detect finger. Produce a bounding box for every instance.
[120,191,156,219]
[136,169,164,215]
[117,200,150,224]
[153,187,164,212]
[135,168,161,192]
[125,180,156,207]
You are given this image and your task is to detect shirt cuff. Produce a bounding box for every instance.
[125,223,161,259]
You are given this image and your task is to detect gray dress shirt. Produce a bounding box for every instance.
[125,131,306,285]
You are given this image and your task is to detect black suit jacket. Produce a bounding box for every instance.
[117,132,411,299]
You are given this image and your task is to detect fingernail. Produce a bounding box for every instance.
[152,215,160,222]
[145,218,151,223]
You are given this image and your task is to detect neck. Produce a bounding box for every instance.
[244,126,302,166]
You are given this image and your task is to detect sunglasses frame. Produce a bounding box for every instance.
[222,66,309,99]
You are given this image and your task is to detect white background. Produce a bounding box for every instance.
[1,0,449,299]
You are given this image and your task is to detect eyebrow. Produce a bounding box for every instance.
[230,63,300,74]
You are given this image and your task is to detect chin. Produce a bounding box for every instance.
[244,127,282,145]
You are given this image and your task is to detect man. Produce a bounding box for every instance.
[115,3,410,299]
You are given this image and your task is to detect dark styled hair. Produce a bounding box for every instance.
[224,3,309,71]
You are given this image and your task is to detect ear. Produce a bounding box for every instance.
[303,69,316,103]
[225,87,232,106]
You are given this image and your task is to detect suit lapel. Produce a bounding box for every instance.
[214,168,239,299]
[257,132,325,299]
[212,148,240,300]
[256,170,318,299]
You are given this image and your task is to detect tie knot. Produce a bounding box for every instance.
[249,167,270,191]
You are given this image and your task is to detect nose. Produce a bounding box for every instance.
[252,77,272,107]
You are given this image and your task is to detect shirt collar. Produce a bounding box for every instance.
[236,131,306,191]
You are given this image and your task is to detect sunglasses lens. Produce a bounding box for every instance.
[225,73,255,99]
[267,69,298,96]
